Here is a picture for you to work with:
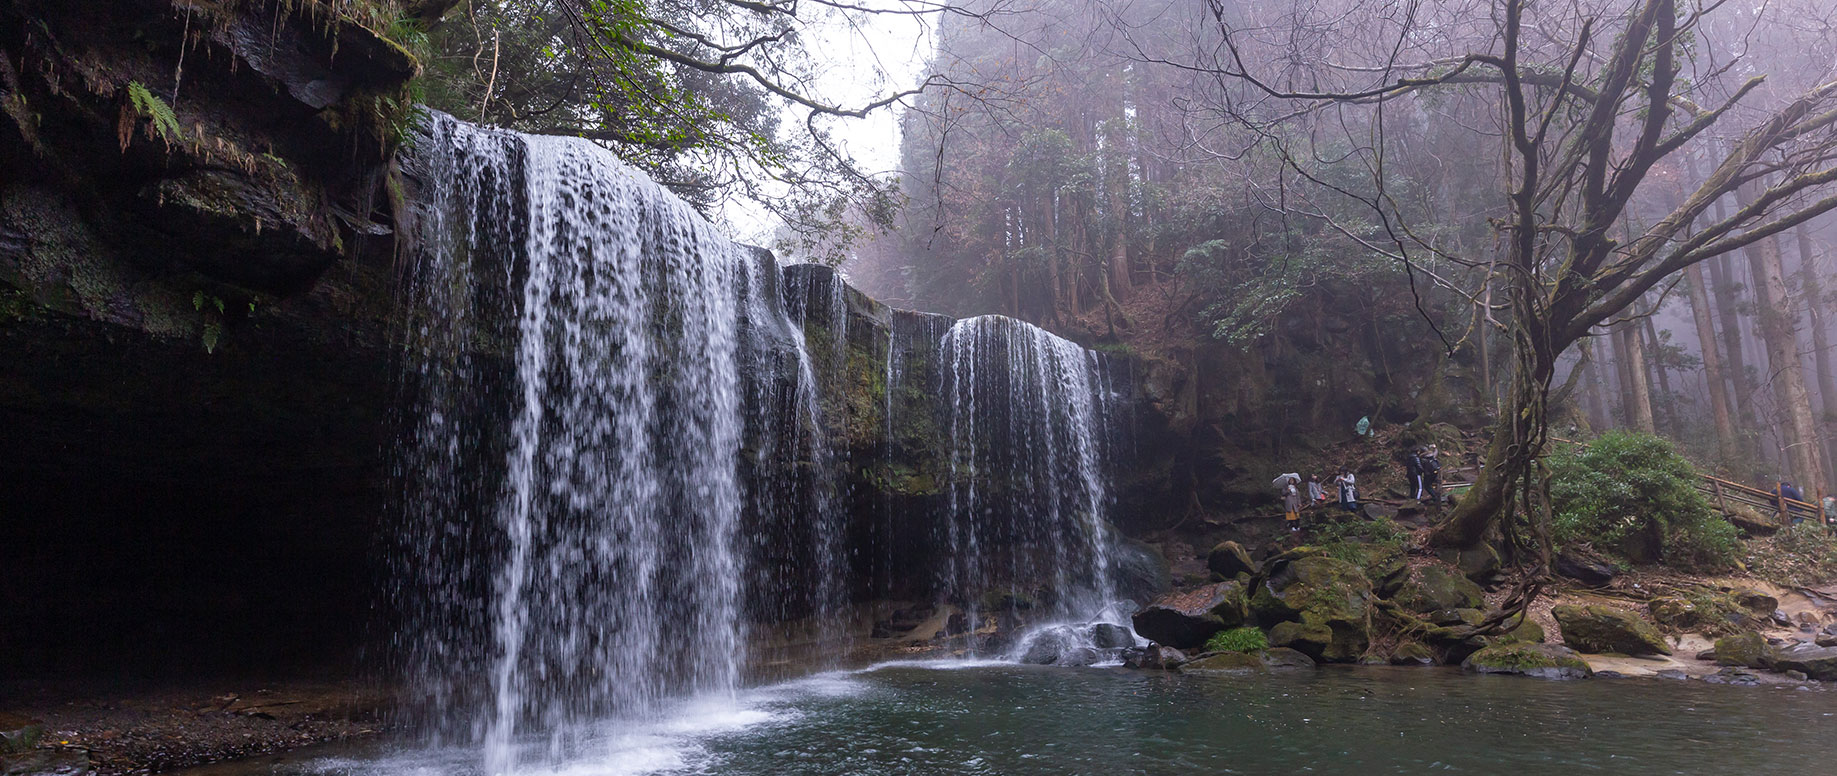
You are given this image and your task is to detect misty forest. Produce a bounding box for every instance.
[5,0,1837,774]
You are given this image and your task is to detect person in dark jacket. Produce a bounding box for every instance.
[1405,448,1426,501]
[1779,481,1804,503]
[1421,445,1443,503]
[1334,468,1359,512]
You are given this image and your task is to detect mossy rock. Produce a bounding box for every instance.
[1250,555,1372,662]
[1389,564,1486,613]
[1181,650,1267,675]
[1268,621,1333,656]
[1207,540,1258,580]
[1553,604,1671,656]
[1259,647,1317,671]
[1647,597,1700,629]
[1732,589,1779,616]
[1463,642,1593,680]
[1428,608,1486,627]
[1712,631,1775,669]
[1495,618,1546,645]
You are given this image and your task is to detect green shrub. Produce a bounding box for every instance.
[1204,626,1268,653]
[1548,431,1738,570]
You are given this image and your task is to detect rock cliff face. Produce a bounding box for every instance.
[0,0,421,677]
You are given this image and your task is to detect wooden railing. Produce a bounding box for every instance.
[1695,475,1826,529]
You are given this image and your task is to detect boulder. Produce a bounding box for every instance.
[1249,555,1372,662]
[1711,632,1774,668]
[1554,604,1671,656]
[1181,651,1267,674]
[1112,539,1175,605]
[1554,552,1616,587]
[1733,589,1779,616]
[1388,564,1487,613]
[1259,647,1318,671]
[1131,581,1248,649]
[1429,608,1487,627]
[1653,599,1704,628]
[1268,621,1334,657]
[1771,644,1837,681]
[0,715,43,755]
[1206,541,1259,580]
[1817,634,1837,648]
[1435,543,1502,581]
[1496,618,1546,645]
[1089,623,1135,649]
[1390,641,1436,666]
[1462,642,1593,680]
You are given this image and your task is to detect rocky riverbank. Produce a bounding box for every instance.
[1,681,391,776]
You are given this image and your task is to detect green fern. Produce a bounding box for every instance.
[127,81,183,144]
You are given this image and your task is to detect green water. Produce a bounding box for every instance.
[272,663,1836,776]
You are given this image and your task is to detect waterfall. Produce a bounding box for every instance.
[390,113,836,771]
[937,315,1129,658]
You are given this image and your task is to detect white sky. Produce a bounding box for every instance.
[719,7,938,246]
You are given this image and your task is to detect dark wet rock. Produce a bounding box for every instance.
[1206,541,1258,580]
[1817,634,1837,648]
[0,748,92,776]
[1656,669,1689,680]
[1131,582,1248,649]
[1390,641,1436,666]
[0,715,43,755]
[1462,642,1593,680]
[1122,645,1188,670]
[1769,611,1793,628]
[1554,552,1616,586]
[1089,623,1135,650]
[1436,543,1501,581]
[1772,644,1837,681]
[1112,539,1174,605]
[1785,669,1809,681]
[1712,632,1775,669]
[1553,604,1671,656]
[1249,554,1372,662]
[1389,565,1487,613]
[1714,667,1762,685]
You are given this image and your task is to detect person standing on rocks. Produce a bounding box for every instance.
[1280,474,1303,533]
[1421,445,1443,503]
[1405,448,1426,501]
[1306,474,1326,506]
[1334,468,1359,512]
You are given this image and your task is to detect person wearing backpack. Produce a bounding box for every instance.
[1421,445,1443,503]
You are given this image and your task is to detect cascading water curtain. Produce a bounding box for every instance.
[940,315,1120,645]
[391,112,844,772]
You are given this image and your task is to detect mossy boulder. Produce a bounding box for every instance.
[1712,631,1775,669]
[1388,564,1486,613]
[1181,651,1266,674]
[1268,621,1334,657]
[1647,597,1700,629]
[1429,608,1487,627]
[1250,555,1372,662]
[1732,589,1779,616]
[1553,604,1671,656]
[1132,581,1249,648]
[1495,618,1546,644]
[1462,642,1593,680]
[1259,647,1318,671]
[1207,540,1258,580]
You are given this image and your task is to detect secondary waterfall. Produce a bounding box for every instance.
[390,113,837,770]
[938,315,1131,659]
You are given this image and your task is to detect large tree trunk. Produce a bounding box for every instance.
[1740,185,1825,491]
[1686,262,1739,464]
[1640,301,1677,434]
[1617,321,1657,433]
[1710,246,1757,428]
[1581,341,1611,430]
[1797,225,1837,489]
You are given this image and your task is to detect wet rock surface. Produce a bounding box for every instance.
[1463,643,1593,680]
[1131,582,1248,649]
